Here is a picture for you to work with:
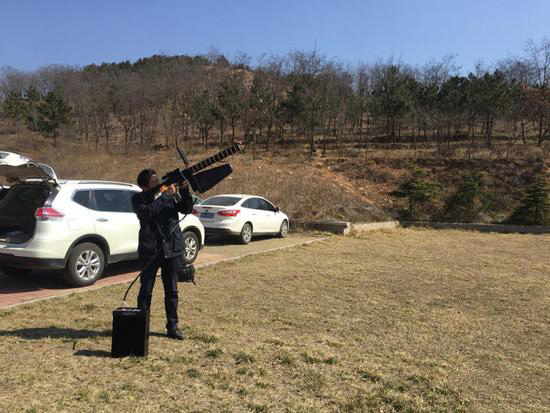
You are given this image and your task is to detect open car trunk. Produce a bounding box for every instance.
[0,184,54,243]
[0,152,58,244]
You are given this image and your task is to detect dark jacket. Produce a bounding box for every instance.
[131,188,194,260]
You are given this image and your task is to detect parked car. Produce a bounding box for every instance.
[193,194,289,244]
[191,194,203,205]
[0,152,205,287]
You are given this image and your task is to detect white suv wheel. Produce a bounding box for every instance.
[64,242,105,287]
[76,250,101,280]
[182,231,199,264]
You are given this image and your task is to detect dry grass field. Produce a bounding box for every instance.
[0,229,548,412]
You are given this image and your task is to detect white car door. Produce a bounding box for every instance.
[243,198,266,233]
[251,198,273,233]
[89,189,139,256]
[257,198,280,232]
[124,190,141,253]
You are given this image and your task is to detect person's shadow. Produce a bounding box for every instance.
[73,349,111,358]
[0,326,113,358]
[0,326,172,358]
[0,326,110,340]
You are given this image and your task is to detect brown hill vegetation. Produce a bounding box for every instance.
[0,126,390,222]
[1,122,548,223]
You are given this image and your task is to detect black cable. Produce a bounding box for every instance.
[122,211,189,305]
[121,186,199,305]
[122,248,161,304]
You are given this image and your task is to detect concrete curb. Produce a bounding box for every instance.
[290,219,399,235]
[0,277,135,310]
[290,218,550,235]
[290,219,350,235]
[350,221,400,234]
[400,221,550,234]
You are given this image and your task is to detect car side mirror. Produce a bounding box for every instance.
[274,206,280,213]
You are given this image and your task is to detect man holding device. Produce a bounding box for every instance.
[131,168,194,340]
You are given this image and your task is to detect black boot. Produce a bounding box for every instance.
[167,328,184,340]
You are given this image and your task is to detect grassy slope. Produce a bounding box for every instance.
[0,229,548,412]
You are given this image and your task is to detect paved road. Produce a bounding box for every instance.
[0,234,326,309]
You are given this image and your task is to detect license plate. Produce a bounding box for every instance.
[201,212,214,219]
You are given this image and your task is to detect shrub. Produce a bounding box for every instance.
[445,171,490,222]
[392,165,438,218]
[509,175,550,225]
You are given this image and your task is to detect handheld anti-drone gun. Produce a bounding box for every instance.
[142,144,240,200]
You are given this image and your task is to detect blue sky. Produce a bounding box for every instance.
[1,0,548,73]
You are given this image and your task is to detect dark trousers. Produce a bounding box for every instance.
[137,255,180,331]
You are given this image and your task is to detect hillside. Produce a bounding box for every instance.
[1,124,548,224]
[0,127,391,222]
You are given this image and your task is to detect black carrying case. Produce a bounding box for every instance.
[111,307,150,358]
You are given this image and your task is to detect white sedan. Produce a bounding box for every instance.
[193,194,289,244]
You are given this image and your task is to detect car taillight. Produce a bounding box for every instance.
[35,207,64,221]
[192,209,199,215]
[217,209,240,217]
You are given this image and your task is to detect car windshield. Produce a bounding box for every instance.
[201,196,241,206]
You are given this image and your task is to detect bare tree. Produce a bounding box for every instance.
[256,55,287,151]
[525,38,550,146]
[354,64,372,158]
[370,59,415,150]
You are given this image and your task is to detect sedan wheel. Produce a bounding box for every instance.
[239,223,253,244]
[278,220,289,238]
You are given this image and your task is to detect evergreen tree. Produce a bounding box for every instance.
[1,90,26,126]
[510,176,550,225]
[392,165,439,218]
[24,86,42,132]
[445,171,490,222]
[36,89,73,146]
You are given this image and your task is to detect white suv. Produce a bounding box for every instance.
[0,152,204,287]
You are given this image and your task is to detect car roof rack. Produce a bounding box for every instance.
[74,180,135,187]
